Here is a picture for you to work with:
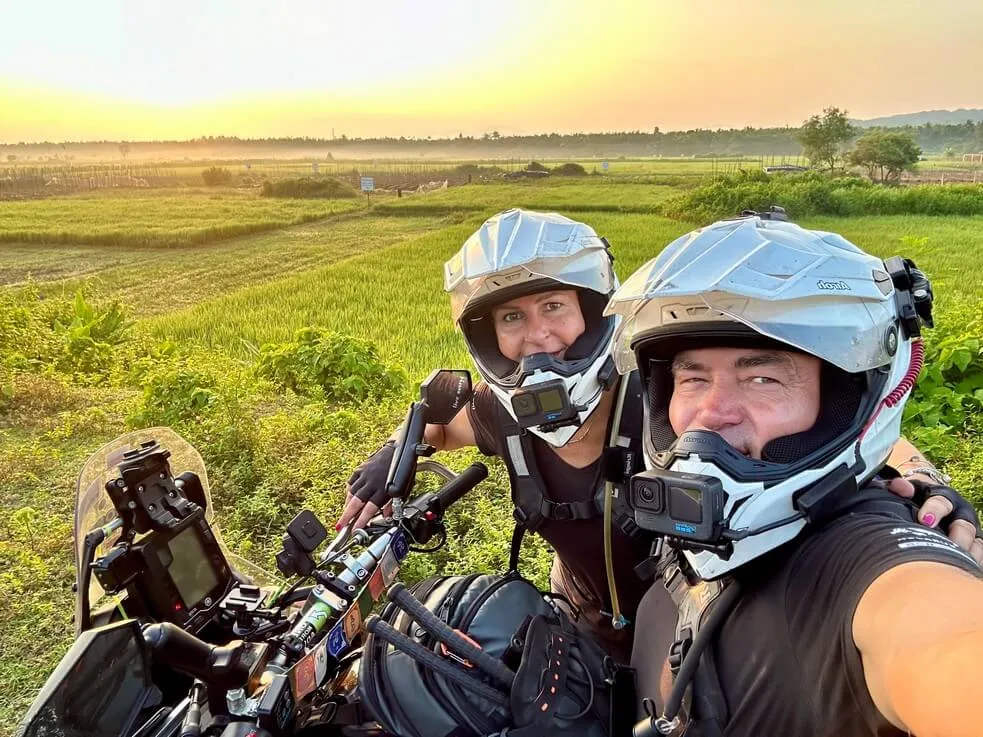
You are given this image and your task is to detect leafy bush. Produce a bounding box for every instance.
[201,166,233,186]
[53,292,131,376]
[0,288,130,379]
[256,328,407,403]
[260,177,358,199]
[131,362,221,427]
[552,162,587,177]
[661,170,983,221]
[904,304,983,457]
[525,161,549,173]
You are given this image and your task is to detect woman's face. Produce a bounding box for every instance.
[490,289,587,362]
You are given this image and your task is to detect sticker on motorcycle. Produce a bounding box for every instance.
[342,604,362,641]
[368,566,386,600]
[289,652,318,701]
[380,547,401,586]
[392,529,409,561]
[327,621,347,657]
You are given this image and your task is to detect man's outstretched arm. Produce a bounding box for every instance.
[854,560,983,737]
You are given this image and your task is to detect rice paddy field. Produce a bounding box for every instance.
[2,171,983,733]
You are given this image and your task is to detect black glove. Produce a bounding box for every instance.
[910,479,982,537]
[347,441,397,508]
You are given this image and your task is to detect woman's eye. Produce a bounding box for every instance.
[544,301,565,312]
[500,312,522,323]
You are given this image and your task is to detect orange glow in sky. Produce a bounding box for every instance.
[2,0,982,142]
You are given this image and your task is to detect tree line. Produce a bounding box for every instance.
[4,116,983,160]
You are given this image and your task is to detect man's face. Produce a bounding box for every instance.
[668,346,822,459]
[491,289,586,362]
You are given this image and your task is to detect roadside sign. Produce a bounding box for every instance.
[360,176,375,192]
[601,161,609,172]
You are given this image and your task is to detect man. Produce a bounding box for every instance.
[609,214,983,736]
[338,209,980,663]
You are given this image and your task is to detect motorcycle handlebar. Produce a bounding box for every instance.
[142,622,250,690]
[434,462,488,512]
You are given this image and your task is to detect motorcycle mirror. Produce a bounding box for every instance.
[18,619,157,737]
[419,369,473,425]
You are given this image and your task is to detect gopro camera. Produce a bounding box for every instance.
[629,469,727,544]
[510,379,579,430]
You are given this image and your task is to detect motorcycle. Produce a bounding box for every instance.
[16,369,500,737]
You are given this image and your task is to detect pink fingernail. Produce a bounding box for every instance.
[335,522,342,531]
[922,514,936,526]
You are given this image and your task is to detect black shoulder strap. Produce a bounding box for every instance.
[656,546,734,737]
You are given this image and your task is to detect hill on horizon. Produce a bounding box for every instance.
[855,108,983,127]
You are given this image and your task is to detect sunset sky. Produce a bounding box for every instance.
[2,0,982,142]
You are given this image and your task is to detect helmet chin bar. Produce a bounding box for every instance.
[627,431,863,558]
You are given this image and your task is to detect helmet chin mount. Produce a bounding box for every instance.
[509,353,614,434]
[627,431,864,559]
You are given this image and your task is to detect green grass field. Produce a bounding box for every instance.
[0,189,363,249]
[2,172,982,734]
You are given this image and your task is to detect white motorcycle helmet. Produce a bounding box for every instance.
[605,213,933,579]
[444,208,618,447]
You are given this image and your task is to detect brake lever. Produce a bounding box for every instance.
[318,524,354,565]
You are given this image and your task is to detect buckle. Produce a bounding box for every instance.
[513,507,529,524]
[668,629,692,676]
[548,501,573,521]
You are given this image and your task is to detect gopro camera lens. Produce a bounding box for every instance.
[512,393,538,417]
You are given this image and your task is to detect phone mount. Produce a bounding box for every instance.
[106,440,202,535]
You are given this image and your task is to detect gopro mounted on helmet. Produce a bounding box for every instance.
[606,213,935,577]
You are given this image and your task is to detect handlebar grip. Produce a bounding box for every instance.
[143,622,249,690]
[435,462,488,511]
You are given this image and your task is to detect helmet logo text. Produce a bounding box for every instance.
[816,279,851,291]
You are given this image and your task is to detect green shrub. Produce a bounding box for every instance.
[0,288,131,379]
[259,177,358,199]
[661,170,983,221]
[525,161,549,173]
[552,162,588,177]
[53,292,131,377]
[256,328,407,403]
[904,304,983,457]
[131,362,221,427]
[201,166,233,186]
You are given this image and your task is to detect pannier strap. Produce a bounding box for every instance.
[387,582,516,688]
[364,616,510,708]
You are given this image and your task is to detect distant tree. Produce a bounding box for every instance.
[943,147,956,159]
[846,130,922,183]
[525,161,549,172]
[119,142,130,159]
[798,107,856,171]
[6,154,15,163]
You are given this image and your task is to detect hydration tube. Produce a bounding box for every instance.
[603,375,631,630]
